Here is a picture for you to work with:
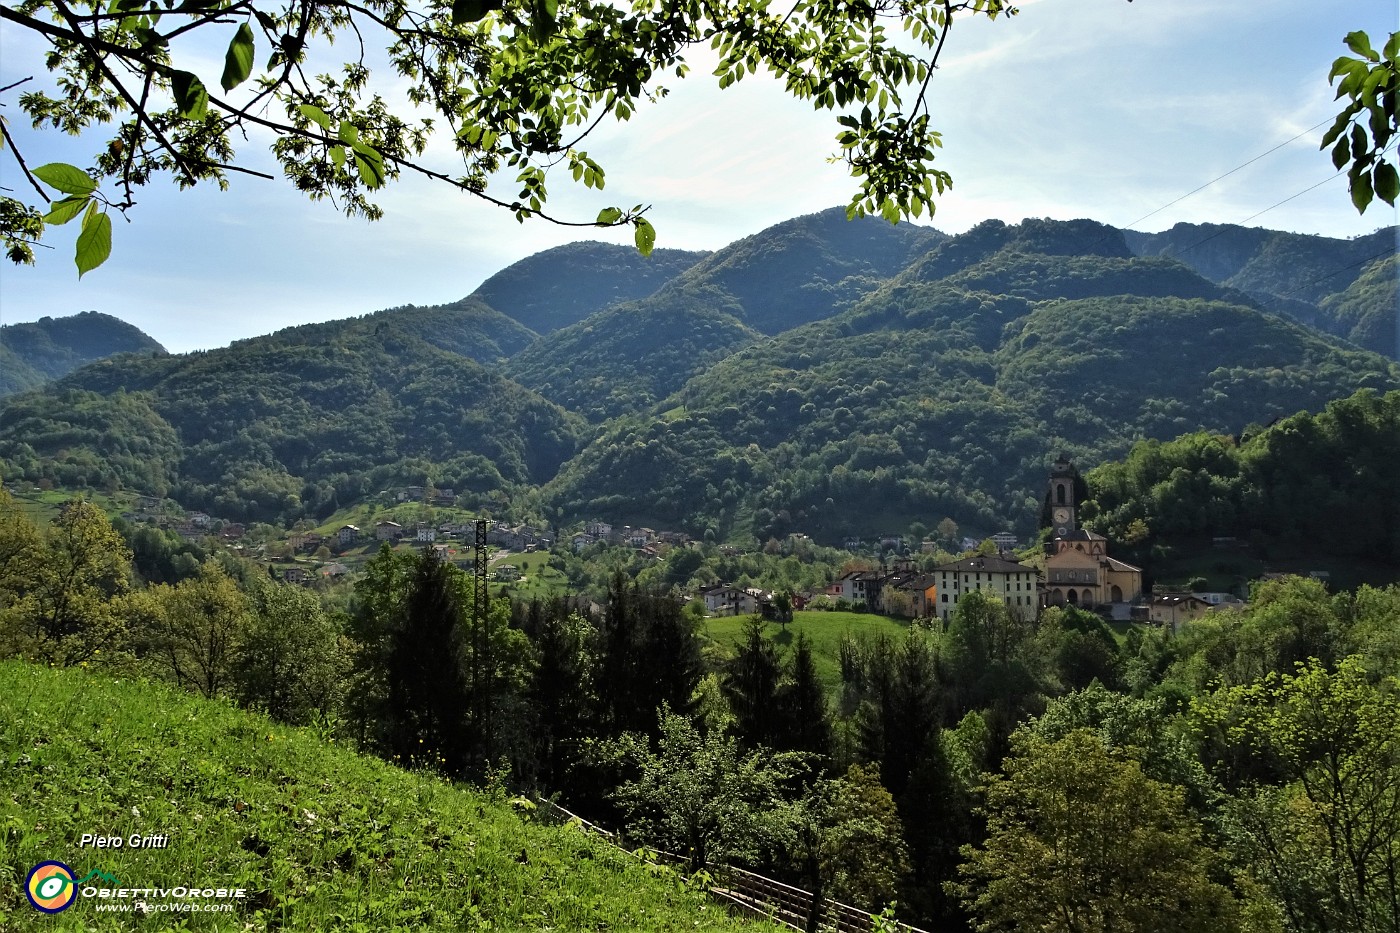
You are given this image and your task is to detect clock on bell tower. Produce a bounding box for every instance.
[1048,456,1077,538]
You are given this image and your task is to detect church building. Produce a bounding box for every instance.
[1042,456,1143,615]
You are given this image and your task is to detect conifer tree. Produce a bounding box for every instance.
[724,616,784,749]
[385,546,472,773]
[776,631,833,761]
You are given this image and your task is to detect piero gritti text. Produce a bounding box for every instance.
[79,833,170,849]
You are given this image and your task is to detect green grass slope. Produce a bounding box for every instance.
[0,661,778,932]
[704,611,918,693]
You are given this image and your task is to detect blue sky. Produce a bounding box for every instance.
[2,0,1396,352]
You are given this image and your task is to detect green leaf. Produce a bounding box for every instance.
[221,22,255,92]
[338,121,360,145]
[75,204,112,277]
[530,0,559,42]
[1374,161,1399,206]
[43,195,91,226]
[1351,171,1374,212]
[33,163,97,197]
[633,217,655,256]
[596,207,623,224]
[1344,30,1378,63]
[354,148,385,189]
[330,146,346,168]
[451,0,502,25]
[1351,123,1368,160]
[299,104,331,130]
[1331,136,1350,169]
[170,71,209,120]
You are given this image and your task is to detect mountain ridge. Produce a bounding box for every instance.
[0,310,165,397]
[2,212,1395,543]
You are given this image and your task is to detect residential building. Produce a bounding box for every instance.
[837,569,884,607]
[1149,593,1213,632]
[991,531,1018,552]
[891,573,939,618]
[281,566,312,585]
[700,584,762,616]
[933,555,1040,622]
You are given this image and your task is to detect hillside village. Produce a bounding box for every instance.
[69,452,1263,634]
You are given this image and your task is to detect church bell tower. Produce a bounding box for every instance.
[1048,455,1077,539]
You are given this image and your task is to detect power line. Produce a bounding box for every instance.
[1120,117,1334,232]
[1169,140,1399,257]
[1277,245,1397,301]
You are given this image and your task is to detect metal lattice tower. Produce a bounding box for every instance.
[470,518,492,773]
[472,519,489,622]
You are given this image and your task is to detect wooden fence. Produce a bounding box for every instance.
[531,797,934,933]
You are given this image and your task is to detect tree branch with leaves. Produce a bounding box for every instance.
[0,0,1020,272]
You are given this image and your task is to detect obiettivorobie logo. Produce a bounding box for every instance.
[25,860,248,915]
[25,862,120,913]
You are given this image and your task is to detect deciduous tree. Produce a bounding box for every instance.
[954,729,1242,933]
[1195,658,1400,932]
[0,0,1023,269]
[232,577,348,724]
[0,497,133,665]
[137,560,248,698]
[604,705,806,872]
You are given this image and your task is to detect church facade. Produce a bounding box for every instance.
[1041,456,1143,613]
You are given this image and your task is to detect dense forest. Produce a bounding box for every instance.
[3,493,1397,931]
[1081,388,1400,567]
[0,328,584,523]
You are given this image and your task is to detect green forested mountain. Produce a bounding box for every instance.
[544,223,1400,543]
[505,295,762,422]
[1,328,584,524]
[1124,223,1397,357]
[1317,253,1398,359]
[249,297,541,363]
[0,310,165,396]
[994,295,1394,446]
[664,206,945,336]
[503,208,943,422]
[470,241,708,335]
[1,213,1395,542]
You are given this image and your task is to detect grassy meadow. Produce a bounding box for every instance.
[703,610,920,692]
[493,550,571,601]
[0,661,780,932]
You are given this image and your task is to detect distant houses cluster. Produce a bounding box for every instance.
[569,521,691,556]
[125,495,246,543]
[394,485,457,506]
[770,457,1246,629]
[120,465,1255,627]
